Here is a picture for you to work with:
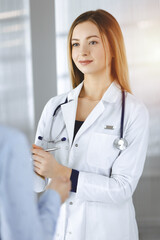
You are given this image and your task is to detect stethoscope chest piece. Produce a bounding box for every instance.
[113,137,128,151]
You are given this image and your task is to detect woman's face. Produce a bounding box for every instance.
[71,21,112,76]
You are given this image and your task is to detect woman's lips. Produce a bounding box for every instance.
[79,60,93,65]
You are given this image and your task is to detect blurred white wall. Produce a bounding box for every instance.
[0,0,34,141]
[0,0,57,143]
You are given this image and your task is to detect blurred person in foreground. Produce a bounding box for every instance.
[0,124,71,240]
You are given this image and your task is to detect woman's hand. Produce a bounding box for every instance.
[46,177,71,203]
[32,144,72,179]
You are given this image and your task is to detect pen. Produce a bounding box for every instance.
[45,147,60,152]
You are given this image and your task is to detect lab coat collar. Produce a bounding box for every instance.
[61,80,121,146]
[101,81,121,103]
[67,80,121,103]
[67,82,83,102]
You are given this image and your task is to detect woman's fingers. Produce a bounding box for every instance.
[34,166,40,172]
[32,144,43,150]
[34,161,46,176]
[33,160,42,168]
[32,148,49,158]
[32,144,46,157]
[32,144,46,178]
[34,167,42,176]
[32,147,57,178]
[32,154,44,163]
[31,144,43,153]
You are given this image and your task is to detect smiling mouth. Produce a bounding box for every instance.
[79,60,93,65]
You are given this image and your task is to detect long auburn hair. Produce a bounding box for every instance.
[67,9,131,93]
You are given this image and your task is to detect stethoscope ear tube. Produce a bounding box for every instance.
[53,97,68,117]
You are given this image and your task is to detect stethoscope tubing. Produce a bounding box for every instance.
[120,90,125,139]
[53,97,68,117]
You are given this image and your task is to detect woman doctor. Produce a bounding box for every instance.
[32,9,149,240]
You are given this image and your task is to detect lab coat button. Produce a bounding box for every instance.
[69,232,72,234]
[69,201,73,205]
[75,144,78,147]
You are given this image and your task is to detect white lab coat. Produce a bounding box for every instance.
[34,81,149,240]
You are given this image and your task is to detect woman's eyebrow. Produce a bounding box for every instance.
[72,35,100,41]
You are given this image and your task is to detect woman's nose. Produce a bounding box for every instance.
[80,52,88,56]
[79,45,89,56]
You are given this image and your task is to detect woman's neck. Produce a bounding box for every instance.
[80,73,114,100]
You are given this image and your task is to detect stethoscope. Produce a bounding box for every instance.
[38,90,128,151]
[113,90,128,151]
[38,98,69,151]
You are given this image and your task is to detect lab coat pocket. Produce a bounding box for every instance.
[87,132,119,169]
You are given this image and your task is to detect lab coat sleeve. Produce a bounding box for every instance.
[33,95,68,192]
[34,98,55,192]
[76,103,149,204]
[35,98,53,143]
[0,128,61,240]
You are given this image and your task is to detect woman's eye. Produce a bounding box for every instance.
[72,43,79,47]
[89,41,97,45]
